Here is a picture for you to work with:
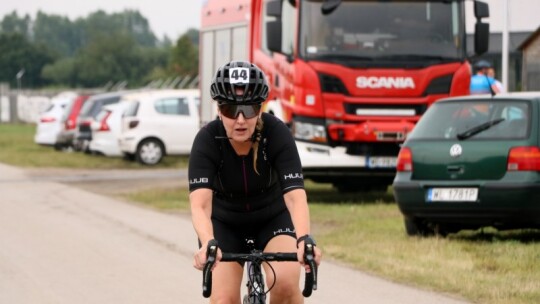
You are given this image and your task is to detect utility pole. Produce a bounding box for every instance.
[501,0,509,92]
[16,69,25,94]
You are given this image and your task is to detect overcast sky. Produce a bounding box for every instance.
[0,0,537,40]
[465,0,539,33]
[0,0,202,40]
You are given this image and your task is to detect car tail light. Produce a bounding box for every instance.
[396,147,413,172]
[507,146,540,171]
[40,117,56,123]
[65,119,75,130]
[98,112,112,131]
[129,120,139,129]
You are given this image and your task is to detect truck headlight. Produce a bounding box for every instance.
[294,121,327,143]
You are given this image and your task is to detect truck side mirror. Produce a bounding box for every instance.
[473,1,489,55]
[267,0,282,17]
[474,22,489,55]
[474,1,489,19]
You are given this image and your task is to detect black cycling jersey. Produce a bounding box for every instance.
[188,113,304,227]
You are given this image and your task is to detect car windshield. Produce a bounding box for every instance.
[409,100,530,140]
[299,0,465,67]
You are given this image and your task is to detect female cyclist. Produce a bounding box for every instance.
[189,61,322,304]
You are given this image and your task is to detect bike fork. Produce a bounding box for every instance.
[243,262,266,304]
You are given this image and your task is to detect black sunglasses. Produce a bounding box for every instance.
[219,104,262,119]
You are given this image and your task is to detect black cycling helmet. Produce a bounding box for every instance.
[474,60,492,70]
[210,61,269,104]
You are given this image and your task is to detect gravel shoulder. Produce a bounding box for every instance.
[24,167,189,195]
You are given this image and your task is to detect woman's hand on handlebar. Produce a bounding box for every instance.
[297,236,322,273]
[193,239,221,271]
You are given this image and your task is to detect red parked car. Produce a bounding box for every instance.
[56,94,90,149]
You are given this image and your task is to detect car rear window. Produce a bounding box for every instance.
[90,96,121,117]
[95,109,110,122]
[61,99,76,121]
[124,101,140,117]
[154,97,190,115]
[42,104,55,113]
[410,100,530,140]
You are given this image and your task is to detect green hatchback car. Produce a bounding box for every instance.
[393,92,540,236]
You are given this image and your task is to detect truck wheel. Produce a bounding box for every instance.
[136,139,164,165]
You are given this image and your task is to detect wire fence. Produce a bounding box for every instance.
[0,75,199,124]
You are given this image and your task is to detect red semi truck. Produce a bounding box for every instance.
[199,0,489,192]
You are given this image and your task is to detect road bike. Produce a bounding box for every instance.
[202,237,318,303]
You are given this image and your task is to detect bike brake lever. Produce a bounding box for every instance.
[302,242,318,297]
[305,244,318,290]
[202,240,219,298]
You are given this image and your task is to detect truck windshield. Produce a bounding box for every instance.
[299,0,465,65]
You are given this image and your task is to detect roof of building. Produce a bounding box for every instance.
[467,31,534,53]
[518,27,540,50]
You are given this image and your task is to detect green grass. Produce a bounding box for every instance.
[3,123,540,303]
[0,123,188,168]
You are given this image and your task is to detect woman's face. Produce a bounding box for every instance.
[219,106,261,143]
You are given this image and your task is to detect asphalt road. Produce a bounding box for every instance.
[0,163,471,304]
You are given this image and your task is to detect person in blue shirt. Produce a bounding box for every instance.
[470,60,500,95]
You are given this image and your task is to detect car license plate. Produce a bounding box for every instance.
[366,157,397,168]
[427,188,478,202]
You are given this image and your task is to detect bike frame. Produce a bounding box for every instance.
[243,238,266,303]
[243,251,268,304]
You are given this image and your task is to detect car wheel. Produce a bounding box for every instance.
[136,139,164,165]
[72,140,82,152]
[404,217,434,237]
[82,140,91,154]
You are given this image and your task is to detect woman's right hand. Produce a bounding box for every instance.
[193,239,221,271]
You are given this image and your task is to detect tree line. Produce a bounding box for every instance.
[0,10,199,89]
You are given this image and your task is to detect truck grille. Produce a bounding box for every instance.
[344,103,427,116]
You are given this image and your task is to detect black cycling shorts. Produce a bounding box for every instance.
[210,209,296,254]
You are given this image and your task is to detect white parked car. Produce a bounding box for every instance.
[34,91,78,149]
[118,89,200,165]
[89,102,129,157]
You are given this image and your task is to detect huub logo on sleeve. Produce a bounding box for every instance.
[284,172,303,180]
[189,177,209,184]
[229,67,250,84]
